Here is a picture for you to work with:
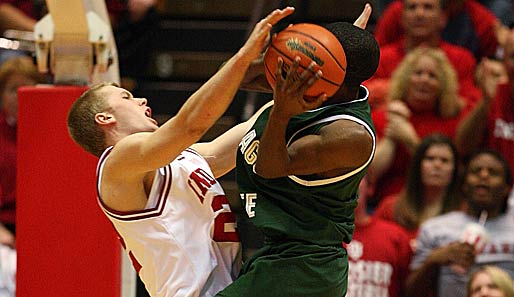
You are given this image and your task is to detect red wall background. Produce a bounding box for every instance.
[16,86,121,296]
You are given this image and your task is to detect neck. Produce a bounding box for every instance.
[405,36,439,51]
[328,83,361,105]
[423,185,446,205]
[467,206,501,220]
[104,128,126,148]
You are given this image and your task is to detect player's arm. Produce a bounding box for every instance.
[192,101,273,178]
[256,116,373,178]
[106,8,295,177]
[240,3,372,92]
[254,58,373,178]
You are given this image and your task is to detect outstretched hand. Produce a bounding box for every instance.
[240,7,295,62]
[271,56,326,119]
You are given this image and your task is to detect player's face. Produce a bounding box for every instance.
[402,0,444,38]
[469,271,506,297]
[405,55,440,112]
[463,153,510,212]
[102,86,159,134]
[420,144,454,189]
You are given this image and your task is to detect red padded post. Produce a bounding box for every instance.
[16,86,121,297]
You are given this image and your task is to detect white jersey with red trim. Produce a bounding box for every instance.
[97,147,241,297]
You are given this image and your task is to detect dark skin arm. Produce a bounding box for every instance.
[404,241,476,297]
[254,57,373,179]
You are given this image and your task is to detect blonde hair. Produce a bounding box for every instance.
[467,266,514,297]
[388,47,462,118]
[67,82,118,157]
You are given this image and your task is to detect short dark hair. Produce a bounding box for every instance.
[324,22,380,86]
[464,148,513,214]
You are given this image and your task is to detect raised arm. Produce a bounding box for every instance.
[240,3,373,92]
[192,101,274,178]
[254,58,373,178]
[100,8,295,212]
[109,7,295,176]
[455,58,499,156]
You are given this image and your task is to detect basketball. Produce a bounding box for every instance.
[264,23,347,98]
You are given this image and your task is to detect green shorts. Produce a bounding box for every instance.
[216,242,348,297]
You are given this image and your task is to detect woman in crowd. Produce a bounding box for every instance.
[467,265,514,297]
[373,133,462,242]
[370,47,472,204]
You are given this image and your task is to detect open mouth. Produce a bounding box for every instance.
[145,107,158,125]
[145,107,152,118]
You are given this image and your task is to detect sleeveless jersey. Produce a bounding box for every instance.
[236,86,376,245]
[97,147,241,297]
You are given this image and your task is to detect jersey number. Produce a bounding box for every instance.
[189,168,239,242]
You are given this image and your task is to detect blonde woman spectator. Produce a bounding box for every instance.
[370,47,472,204]
[467,265,514,297]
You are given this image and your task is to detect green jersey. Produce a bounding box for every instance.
[236,88,375,246]
[217,87,376,297]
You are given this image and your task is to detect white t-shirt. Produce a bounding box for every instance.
[411,211,514,297]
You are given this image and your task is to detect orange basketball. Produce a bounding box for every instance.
[264,23,347,98]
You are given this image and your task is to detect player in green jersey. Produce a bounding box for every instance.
[216,4,381,297]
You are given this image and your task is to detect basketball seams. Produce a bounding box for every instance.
[266,43,341,87]
[282,28,346,72]
[263,23,348,97]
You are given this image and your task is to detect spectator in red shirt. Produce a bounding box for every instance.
[364,0,480,110]
[370,47,472,204]
[345,174,413,297]
[373,0,509,59]
[455,28,514,210]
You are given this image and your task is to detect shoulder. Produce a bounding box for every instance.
[380,42,403,56]
[440,42,476,62]
[419,211,466,231]
[464,0,497,22]
[381,1,403,17]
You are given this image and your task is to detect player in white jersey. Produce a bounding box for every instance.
[66,7,298,297]
[97,148,240,297]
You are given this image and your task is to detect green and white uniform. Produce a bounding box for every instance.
[217,86,376,297]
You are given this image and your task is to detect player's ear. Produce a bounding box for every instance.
[95,112,115,126]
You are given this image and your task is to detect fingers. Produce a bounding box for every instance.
[273,56,325,111]
[264,7,295,26]
[353,3,372,29]
[276,57,321,94]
